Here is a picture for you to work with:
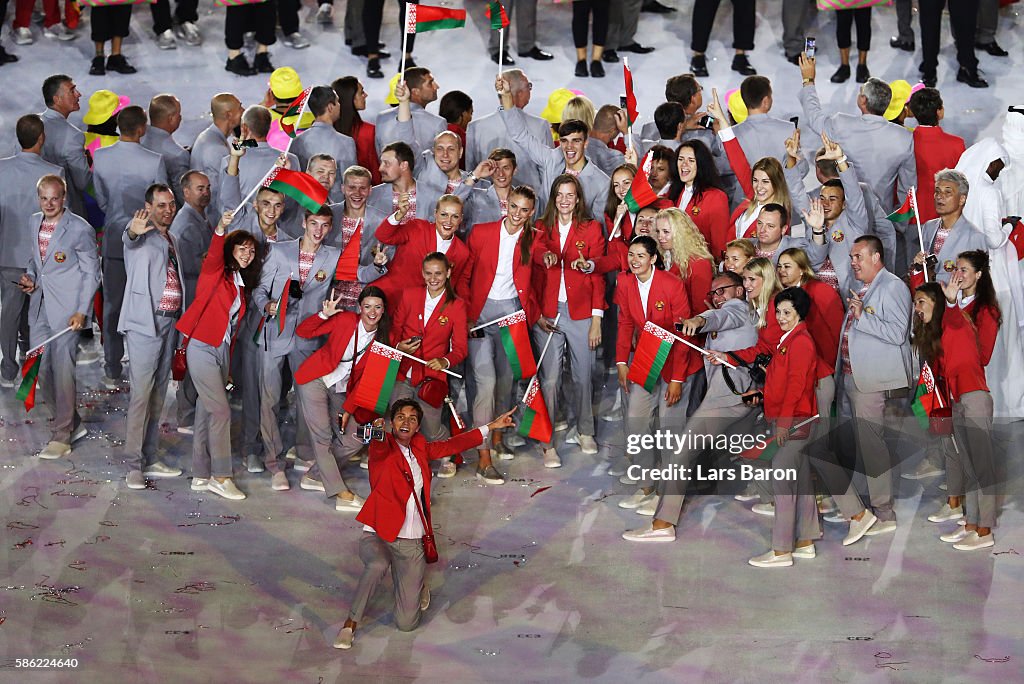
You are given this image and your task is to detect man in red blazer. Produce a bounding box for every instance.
[373,193,471,303]
[334,399,515,650]
[907,88,965,224]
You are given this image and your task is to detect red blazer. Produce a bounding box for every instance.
[938,300,997,402]
[680,187,731,263]
[392,286,468,392]
[763,322,818,429]
[731,296,784,363]
[614,269,694,383]
[356,429,486,543]
[913,126,965,223]
[294,311,379,422]
[375,216,472,305]
[176,232,246,347]
[599,212,633,274]
[537,218,607,320]
[802,278,845,372]
[466,221,545,324]
[351,119,381,185]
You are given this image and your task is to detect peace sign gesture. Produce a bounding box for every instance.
[322,288,344,317]
[373,243,389,266]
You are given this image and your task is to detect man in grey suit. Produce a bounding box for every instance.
[252,208,341,491]
[750,204,806,265]
[325,164,389,309]
[0,115,63,387]
[39,75,91,216]
[93,106,169,386]
[732,75,798,166]
[835,235,913,544]
[586,105,633,177]
[219,106,299,207]
[466,69,551,193]
[798,57,916,214]
[463,149,517,231]
[19,175,100,459]
[119,184,185,489]
[367,142,448,224]
[189,92,242,215]
[913,170,988,284]
[289,85,357,199]
[141,94,191,206]
[374,67,445,159]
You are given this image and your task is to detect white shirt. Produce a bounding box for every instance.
[636,272,654,313]
[678,185,694,212]
[778,326,796,349]
[423,289,443,324]
[321,320,376,391]
[396,442,426,539]
[557,220,572,303]
[436,232,453,254]
[487,220,521,300]
[223,272,245,345]
[737,202,762,239]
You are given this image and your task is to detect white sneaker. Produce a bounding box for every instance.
[865,520,896,536]
[493,443,515,461]
[824,512,848,524]
[177,425,194,435]
[437,460,457,478]
[38,441,71,459]
[953,532,994,551]
[475,465,505,485]
[564,428,579,445]
[335,492,364,511]
[207,478,245,500]
[939,527,971,544]
[618,489,654,509]
[102,376,122,390]
[927,503,964,523]
[175,21,202,46]
[636,495,658,517]
[316,3,333,24]
[542,447,561,468]
[0,376,15,388]
[553,420,568,432]
[126,470,146,490]
[748,550,793,568]
[156,29,177,49]
[293,458,314,473]
[902,460,944,480]
[622,523,675,542]
[143,461,182,478]
[42,23,75,41]
[842,511,878,546]
[578,435,598,455]
[191,477,209,491]
[13,27,34,45]
[285,446,298,460]
[284,32,310,49]
[618,472,638,485]
[246,454,264,473]
[333,626,353,649]
[71,425,88,443]
[505,433,526,448]
[734,492,759,502]
[792,543,816,559]
[300,475,325,492]
[816,495,837,514]
[271,471,290,491]
[751,503,775,517]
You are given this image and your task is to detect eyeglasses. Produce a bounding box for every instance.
[707,286,736,298]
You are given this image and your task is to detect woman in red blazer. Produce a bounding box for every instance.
[175,212,262,501]
[532,174,607,467]
[334,399,515,650]
[465,187,546,482]
[391,252,469,478]
[614,235,693,515]
[654,207,714,323]
[332,76,380,184]
[726,257,785,365]
[293,285,395,511]
[667,139,731,262]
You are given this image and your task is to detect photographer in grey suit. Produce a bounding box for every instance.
[19,175,100,459]
[119,184,185,489]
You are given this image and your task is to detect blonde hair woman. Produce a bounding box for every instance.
[742,257,783,329]
[562,95,596,130]
[655,207,714,314]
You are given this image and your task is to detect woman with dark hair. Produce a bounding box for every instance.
[390,252,468,478]
[439,90,473,170]
[332,76,380,184]
[667,139,731,261]
[602,163,637,273]
[175,211,261,500]
[647,144,674,196]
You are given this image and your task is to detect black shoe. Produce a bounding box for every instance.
[106,54,136,74]
[921,71,937,88]
[0,46,17,64]
[602,49,619,63]
[786,53,800,66]
[731,54,756,76]
[621,42,655,54]
[830,64,851,83]
[253,52,275,73]
[575,60,588,77]
[490,50,515,65]
[225,54,256,76]
[367,57,383,79]
[590,60,605,78]
[89,55,105,75]
[520,46,553,61]
[401,56,417,69]
[956,66,989,88]
[977,41,1008,57]
[642,0,675,13]
[352,44,390,58]
[889,36,915,52]
[690,54,708,77]
[856,63,870,83]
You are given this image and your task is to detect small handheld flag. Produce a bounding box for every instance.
[279,87,312,139]
[518,376,553,443]
[486,1,509,29]
[264,167,328,213]
[349,342,403,415]
[623,60,639,129]
[622,152,659,213]
[627,321,675,392]
[407,4,467,33]
[497,310,537,380]
[17,348,43,412]
[277,277,291,334]
[886,191,916,223]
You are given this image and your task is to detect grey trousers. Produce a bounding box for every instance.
[488,0,538,53]
[296,382,364,498]
[259,347,313,473]
[532,302,596,447]
[0,267,30,382]
[31,314,81,444]
[393,380,448,441]
[124,315,178,471]
[782,0,812,57]
[237,308,264,459]
[949,390,997,528]
[469,297,519,437]
[605,0,642,50]
[975,0,998,44]
[101,257,127,379]
[770,436,821,553]
[188,338,232,479]
[805,375,867,521]
[655,400,751,525]
[625,375,694,489]
[837,374,896,522]
[175,372,197,429]
[894,0,914,42]
[348,532,425,631]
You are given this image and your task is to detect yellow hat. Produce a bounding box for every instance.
[884,80,913,121]
[82,90,125,126]
[269,67,303,100]
[385,72,402,106]
[540,88,580,126]
[727,88,748,125]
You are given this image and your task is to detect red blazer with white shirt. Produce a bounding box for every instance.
[374,216,472,304]
[537,218,607,321]
[176,232,246,348]
[679,187,731,263]
[762,322,818,429]
[937,300,997,402]
[466,220,545,324]
[615,269,694,383]
[356,429,486,543]
[294,311,380,423]
[392,285,468,392]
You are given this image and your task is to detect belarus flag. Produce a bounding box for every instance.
[497,310,537,380]
[486,1,509,30]
[264,167,328,214]
[17,348,43,412]
[517,376,552,443]
[350,342,403,415]
[407,4,467,33]
[886,190,916,223]
[622,152,658,213]
[627,321,675,393]
[279,87,312,138]
[911,361,943,429]
[623,61,640,128]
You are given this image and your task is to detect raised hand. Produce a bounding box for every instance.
[128,208,153,237]
[216,210,234,235]
[784,128,801,161]
[395,193,411,222]
[799,53,816,81]
[818,132,844,161]
[678,316,705,336]
[322,287,343,317]
[707,87,728,128]
[395,80,410,103]
[801,198,825,232]
[472,158,495,180]
[624,146,638,168]
[941,273,963,303]
[228,139,246,158]
[275,152,291,169]
[373,244,389,266]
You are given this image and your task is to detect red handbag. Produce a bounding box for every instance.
[928,378,953,436]
[416,377,448,408]
[172,338,189,382]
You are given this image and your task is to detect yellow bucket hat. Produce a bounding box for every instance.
[726,88,747,124]
[884,80,913,121]
[385,72,402,106]
[269,67,303,100]
[83,90,128,125]
[540,88,581,126]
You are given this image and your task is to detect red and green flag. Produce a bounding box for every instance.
[279,88,312,138]
[911,361,942,429]
[349,342,403,415]
[277,277,291,334]
[17,348,43,412]
[623,62,639,127]
[622,152,658,213]
[887,190,916,223]
[264,167,328,214]
[406,4,467,33]
[334,220,363,281]
[497,310,537,380]
[627,321,675,392]
[486,1,509,29]
[252,315,266,345]
[518,376,552,443]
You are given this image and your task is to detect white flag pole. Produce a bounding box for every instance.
[498,27,504,79]
[624,56,634,152]
[232,163,278,215]
[911,186,928,283]
[518,313,560,403]
[390,346,462,378]
[469,309,524,333]
[26,325,74,357]
[666,327,738,369]
[400,6,413,79]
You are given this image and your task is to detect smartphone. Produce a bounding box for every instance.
[674,322,685,333]
[698,114,715,130]
[619,94,628,110]
[790,116,799,129]
[359,422,385,444]
[805,37,816,60]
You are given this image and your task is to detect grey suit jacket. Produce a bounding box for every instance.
[698,298,759,410]
[585,137,627,177]
[411,143,475,206]
[804,164,871,296]
[93,141,168,259]
[466,107,552,193]
[841,268,912,393]
[252,239,341,357]
[118,226,186,337]
[752,234,809,266]
[732,113,797,166]
[374,103,447,159]
[366,182,445,225]
[464,184,506,233]
[169,203,213,307]
[799,85,916,213]
[0,152,64,269]
[141,126,191,205]
[809,178,897,273]
[218,142,299,210]
[25,210,100,327]
[289,121,357,197]
[39,108,91,215]
[325,200,391,285]
[920,216,989,284]
[189,124,229,212]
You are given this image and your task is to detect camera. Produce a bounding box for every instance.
[804,36,816,60]
[698,114,715,130]
[231,139,258,150]
[360,422,386,444]
[619,94,628,110]
[288,280,304,301]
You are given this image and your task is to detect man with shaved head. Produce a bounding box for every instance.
[142,94,190,204]
[190,92,243,213]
